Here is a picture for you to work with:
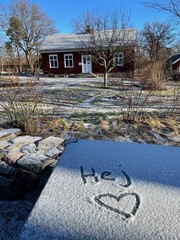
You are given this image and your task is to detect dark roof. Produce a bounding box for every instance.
[167,54,180,65]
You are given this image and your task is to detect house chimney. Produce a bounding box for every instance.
[85,25,92,34]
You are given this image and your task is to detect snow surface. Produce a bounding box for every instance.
[40,29,136,52]
[20,139,180,240]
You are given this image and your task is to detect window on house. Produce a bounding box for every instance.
[64,54,74,68]
[49,54,58,68]
[114,52,124,66]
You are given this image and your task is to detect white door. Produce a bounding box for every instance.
[81,55,92,73]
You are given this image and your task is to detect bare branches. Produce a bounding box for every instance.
[142,0,180,19]
[73,11,135,87]
[140,22,174,61]
[0,0,57,72]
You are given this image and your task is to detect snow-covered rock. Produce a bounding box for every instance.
[17,153,56,173]
[5,151,24,163]
[0,128,22,139]
[0,160,17,176]
[11,136,42,145]
[38,136,64,150]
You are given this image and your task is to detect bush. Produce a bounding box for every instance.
[0,75,44,134]
[140,61,165,90]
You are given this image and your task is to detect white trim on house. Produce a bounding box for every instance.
[64,54,74,68]
[49,54,58,68]
[173,58,180,65]
[41,49,80,54]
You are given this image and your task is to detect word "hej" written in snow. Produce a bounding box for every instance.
[80,165,131,187]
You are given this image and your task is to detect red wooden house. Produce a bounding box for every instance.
[167,54,180,73]
[39,29,136,77]
[166,53,180,80]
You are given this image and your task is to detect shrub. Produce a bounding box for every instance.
[139,60,166,90]
[0,75,44,134]
[119,81,156,123]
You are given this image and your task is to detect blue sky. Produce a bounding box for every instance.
[1,0,169,33]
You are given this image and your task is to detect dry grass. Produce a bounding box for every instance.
[0,76,44,135]
[0,75,179,145]
[141,113,180,136]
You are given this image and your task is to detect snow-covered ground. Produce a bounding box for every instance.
[0,76,179,115]
[20,139,180,240]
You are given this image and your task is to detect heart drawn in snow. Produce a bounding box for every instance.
[94,192,140,219]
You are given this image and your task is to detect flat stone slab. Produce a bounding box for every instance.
[0,128,21,138]
[17,153,56,173]
[11,136,42,145]
[20,139,180,240]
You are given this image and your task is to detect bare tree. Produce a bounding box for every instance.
[73,12,135,87]
[171,42,180,54]
[0,0,57,73]
[140,22,174,61]
[142,0,180,20]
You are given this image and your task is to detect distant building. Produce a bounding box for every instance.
[39,29,136,77]
[167,53,180,74]
[166,53,180,80]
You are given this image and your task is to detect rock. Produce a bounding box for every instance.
[0,160,17,175]
[0,140,12,149]
[12,168,39,198]
[5,151,24,164]
[19,143,37,154]
[0,175,17,201]
[11,135,42,145]
[5,143,26,152]
[0,175,13,187]
[0,148,5,160]
[0,128,22,139]
[0,200,33,240]
[0,186,17,201]
[44,146,61,158]
[4,143,37,164]
[17,153,56,173]
[38,136,64,150]
[0,133,17,141]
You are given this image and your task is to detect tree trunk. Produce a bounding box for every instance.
[17,49,21,73]
[25,52,33,73]
[104,71,108,87]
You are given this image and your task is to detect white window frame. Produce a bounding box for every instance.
[49,54,58,68]
[64,54,74,68]
[114,52,124,66]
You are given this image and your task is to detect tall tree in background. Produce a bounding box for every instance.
[142,0,180,20]
[135,22,174,89]
[73,11,135,87]
[0,0,57,72]
[4,41,14,67]
[6,17,22,72]
[140,22,174,61]
[171,42,180,54]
